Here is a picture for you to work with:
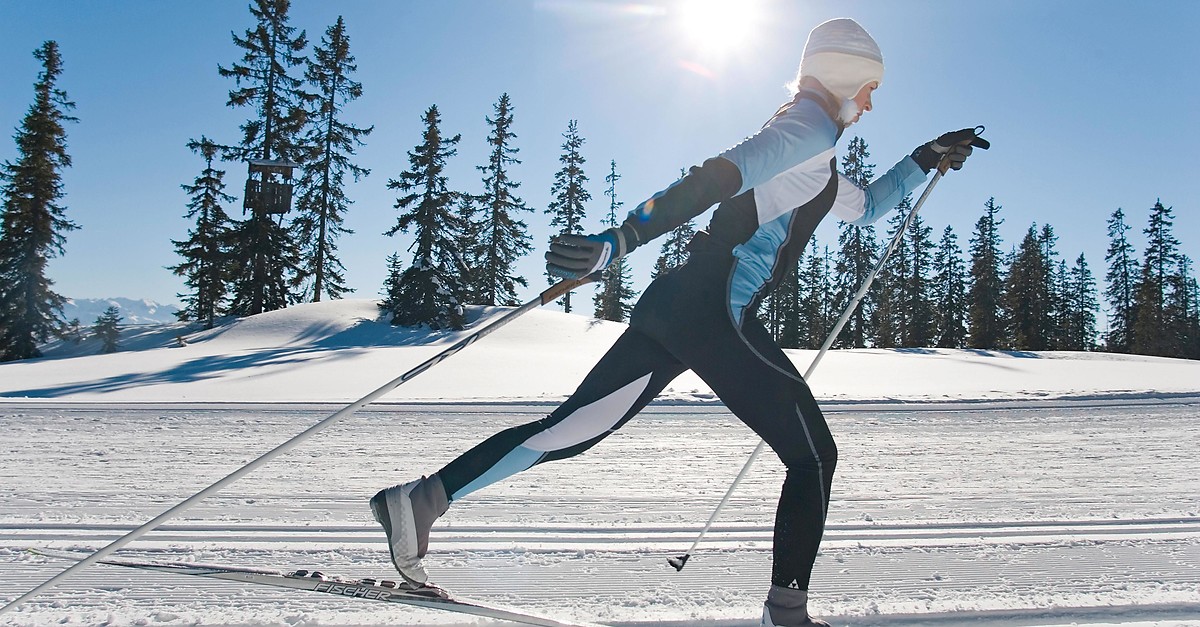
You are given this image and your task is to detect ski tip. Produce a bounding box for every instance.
[667,554,689,571]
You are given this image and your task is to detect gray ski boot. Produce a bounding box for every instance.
[762,585,830,626]
[370,474,449,585]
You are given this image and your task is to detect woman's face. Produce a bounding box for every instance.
[847,81,879,126]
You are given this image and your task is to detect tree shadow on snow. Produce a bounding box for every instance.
[2,345,370,398]
[9,307,519,398]
[889,347,940,355]
[886,348,1041,359]
[963,348,1042,359]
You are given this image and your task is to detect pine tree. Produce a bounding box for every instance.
[219,0,312,315]
[471,93,532,307]
[63,318,83,345]
[931,225,968,348]
[1063,253,1098,351]
[1131,264,1164,356]
[92,305,121,354]
[833,136,879,347]
[382,105,466,330]
[293,16,372,302]
[1168,256,1200,359]
[593,161,638,322]
[840,136,874,186]
[797,239,831,349]
[872,263,897,348]
[820,246,836,346]
[1049,258,1071,349]
[545,120,591,313]
[455,193,482,303]
[652,219,696,278]
[1191,277,1200,358]
[1038,224,1065,349]
[1103,207,1139,352]
[761,272,785,341]
[901,212,935,347]
[1004,225,1051,351]
[652,170,696,279]
[775,262,803,349]
[225,209,300,315]
[0,41,77,361]
[169,137,235,329]
[873,200,913,348]
[220,0,313,165]
[379,252,404,314]
[1187,272,1200,359]
[1131,200,1182,356]
[967,197,1006,349]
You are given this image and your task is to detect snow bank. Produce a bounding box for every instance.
[2,299,1197,404]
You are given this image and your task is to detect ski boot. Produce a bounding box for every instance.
[370,474,449,585]
[762,585,830,626]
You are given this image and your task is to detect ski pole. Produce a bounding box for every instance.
[0,273,598,617]
[669,129,989,571]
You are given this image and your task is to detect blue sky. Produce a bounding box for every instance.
[1,1,1197,325]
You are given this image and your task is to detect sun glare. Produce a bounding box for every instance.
[676,0,761,59]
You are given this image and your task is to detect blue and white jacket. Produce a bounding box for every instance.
[620,88,928,326]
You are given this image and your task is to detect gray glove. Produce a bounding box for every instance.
[545,224,639,280]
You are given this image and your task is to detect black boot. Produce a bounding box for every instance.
[761,585,830,626]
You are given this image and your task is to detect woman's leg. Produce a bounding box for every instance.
[668,316,836,592]
[438,327,686,500]
[373,327,685,583]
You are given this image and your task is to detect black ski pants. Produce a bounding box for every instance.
[439,252,838,590]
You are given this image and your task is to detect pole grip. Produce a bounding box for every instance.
[539,272,601,305]
[937,125,989,174]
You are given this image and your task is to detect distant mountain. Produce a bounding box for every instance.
[62,298,180,325]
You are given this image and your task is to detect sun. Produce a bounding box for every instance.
[675,0,762,59]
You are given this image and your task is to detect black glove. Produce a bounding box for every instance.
[545,224,640,280]
[911,127,990,174]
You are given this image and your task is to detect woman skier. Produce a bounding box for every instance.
[372,17,984,626]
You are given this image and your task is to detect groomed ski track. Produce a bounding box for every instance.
[2,399,1199,626]
[5,519,1200,625]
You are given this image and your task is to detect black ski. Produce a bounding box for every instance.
[32,549,605,627]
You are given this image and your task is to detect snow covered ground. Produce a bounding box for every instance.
[5,299,1200,405]
[1,300,1198,626]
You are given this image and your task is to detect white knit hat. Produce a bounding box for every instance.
[798,18,884,101]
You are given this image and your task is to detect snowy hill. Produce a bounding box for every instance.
[3,298,1199,404]
[61,297,180,325]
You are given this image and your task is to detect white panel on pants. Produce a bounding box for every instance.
[523,373,653,453]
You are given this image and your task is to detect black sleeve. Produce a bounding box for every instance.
[619,156,742,247]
